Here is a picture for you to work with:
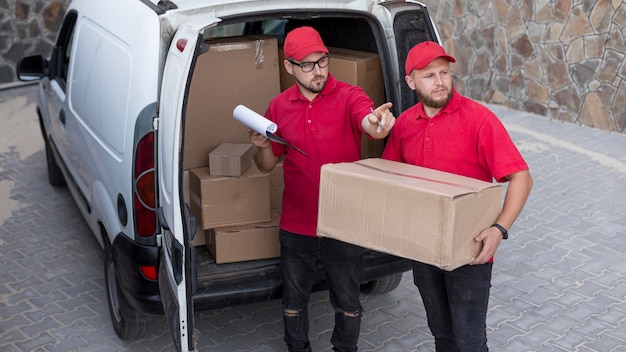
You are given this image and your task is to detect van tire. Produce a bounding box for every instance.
[360,273,403,295]
[104,238,151,339]
[44,137,66,187]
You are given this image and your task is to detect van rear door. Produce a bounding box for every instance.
[379,1,442,112]
[157,18,220,352]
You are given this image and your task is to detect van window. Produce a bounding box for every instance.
[203,20,286,43]
[69,18,131,154]
[203,23,246,38]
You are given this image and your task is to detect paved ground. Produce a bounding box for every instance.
[1,83,625,351]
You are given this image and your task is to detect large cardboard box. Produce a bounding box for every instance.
[184,35,281,169]
[190,165,271,229]
[279,47,385,158]
[317,158,503,271]
[208,211,280,264]
[327,47,385,106]
[209,142,253,177]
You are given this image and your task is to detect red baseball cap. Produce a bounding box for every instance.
[405,41,456,75]
[283,26,329,61]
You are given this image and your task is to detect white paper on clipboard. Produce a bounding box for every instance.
[233,105,310,158]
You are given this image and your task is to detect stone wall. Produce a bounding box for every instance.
[423,0,626,133]
[0,0,69,85]
[1,0,624,133]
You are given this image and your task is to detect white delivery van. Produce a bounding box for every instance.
[17,0,443,350]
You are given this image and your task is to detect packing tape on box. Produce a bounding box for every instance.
[355,160,481,192]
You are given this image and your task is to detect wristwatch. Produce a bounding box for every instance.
[491,223,508,239]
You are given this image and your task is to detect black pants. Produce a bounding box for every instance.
[279,230,365,352]
[413,261,493,352]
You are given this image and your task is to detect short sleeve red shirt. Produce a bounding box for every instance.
[266,74,374,236]
[382,88,528,183]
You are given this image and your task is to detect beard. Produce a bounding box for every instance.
[416,84,453,109]
[295,74,327,94]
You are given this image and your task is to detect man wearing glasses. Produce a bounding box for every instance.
[249,26,394,352]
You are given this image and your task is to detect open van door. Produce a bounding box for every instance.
[379,1,442,112]
[157,18,220,352]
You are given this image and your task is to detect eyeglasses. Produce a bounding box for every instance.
[288,55,330,73]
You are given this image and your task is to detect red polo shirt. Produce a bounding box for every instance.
[266,74,374,236]
[382,88,528,183]
[382,89,528,264]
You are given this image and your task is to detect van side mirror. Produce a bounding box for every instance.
[16,55,48,81]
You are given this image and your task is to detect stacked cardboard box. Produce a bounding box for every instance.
[189,165,271,230]
[184,39,396,264]
[209,143,253,177]
[269,159,284,211]
[317,158,503,271]
[208,210,281,264]
[183,35,282,263]
[326,47,385,107]
[184,35,280,169]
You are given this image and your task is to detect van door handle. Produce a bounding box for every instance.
[59,109,66,125]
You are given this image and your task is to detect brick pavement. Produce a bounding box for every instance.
[1,85,625,351]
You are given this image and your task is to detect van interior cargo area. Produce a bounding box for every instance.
[182,12,432,288]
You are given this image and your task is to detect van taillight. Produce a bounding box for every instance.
[176,38,188,52]
[134,132,157,238]
[140,265,158,281]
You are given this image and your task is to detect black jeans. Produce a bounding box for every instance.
[412,261,493,352]
[279,229,365,352]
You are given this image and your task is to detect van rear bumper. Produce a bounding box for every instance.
[191,251,412,311]
[112,234,412,320]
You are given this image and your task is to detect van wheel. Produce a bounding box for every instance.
[360,273,403,295]
[44,137,66,187]
[104,239,151,339]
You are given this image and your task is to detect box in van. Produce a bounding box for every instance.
[208,210,281,264]
[208,142,254,177]
[185,35,281,169]
[189,165,272,229]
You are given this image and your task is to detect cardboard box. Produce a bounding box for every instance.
[184,35,281,169]
[183,169,191,204]
[208,211,281,264]
[317,158,503,271]
[269,159,284,210]
[192,220,207,247]
[209,143,253,177]
[279,47,385,158]
[327,47,385,106]
[326,47,386,159]
[190,165,271,229]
